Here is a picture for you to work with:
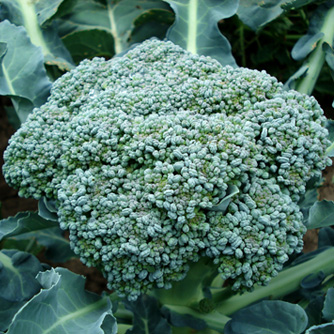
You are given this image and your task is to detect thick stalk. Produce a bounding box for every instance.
[16,0,51,57]
[295,6,334,95]
[214,247,334,315]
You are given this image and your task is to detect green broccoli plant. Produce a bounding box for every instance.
[3,39,331,304]
[1,1,334,333]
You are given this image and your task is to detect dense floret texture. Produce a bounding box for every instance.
[3,39,331,300]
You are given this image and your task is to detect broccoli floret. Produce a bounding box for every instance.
[3,39,331,300]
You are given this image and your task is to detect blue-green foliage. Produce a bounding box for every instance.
[2,39,331,300]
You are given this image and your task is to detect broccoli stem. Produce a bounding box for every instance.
[16,0,51,58]
[295,6,334,95]
[151,257,219,307]
[213,247,334,316]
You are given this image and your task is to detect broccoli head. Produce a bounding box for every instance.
[3,39,331,300]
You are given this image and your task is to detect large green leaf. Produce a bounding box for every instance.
[237,0,286,31]
[0,20,52,122]
[0,250,42,302]
[6,268,117,334]
[130,8,174,45]
[0,210,74,262]
[307,200,334,229]
[0,212,58,241]
[0,297,25,332]
[224,300,308,334]
[0,0,73,70]
[63,29,115,63]
[38,197,58,222]
[323,288,334,321]
[58,0,171,56]
[306,323,334,334]
[125,295,171,334]
[164,0,238,66]
[11,227,76,262]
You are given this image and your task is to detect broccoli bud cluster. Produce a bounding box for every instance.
[3,39,331,300]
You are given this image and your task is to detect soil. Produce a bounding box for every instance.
[1,98,334,294]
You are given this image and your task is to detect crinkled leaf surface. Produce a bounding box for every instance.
[0,212,58,241]
[237,0,286,31]
[161,306,207,330]
[58,0,171,55]
[319,227,334,248]
[130,8,174,45]
[306,323,334,334]
[164,0,238,66]
[125,295,171,334]
[323,288,334,321]
[63,29,115,63]
[15,227,75,262]
[0,0,64,26]
[6,268,116,334]
[0,0,73,70]
[292,32,324,61]
[0,297,25,331]
[0,250,42,302]
[224,300,308,334]
[0,20,51,121]
[38,197,58,222]
[307,200,334,229]
[305,296,325,329]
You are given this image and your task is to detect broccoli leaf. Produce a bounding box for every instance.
[0,20,52,122]
[62,29,115,64]
[125,295,171,334]
[318,227,334,248]
[237,0,286,31]
[323,288,334,321]
[161,306,207,330]
[6,268,116,334]
[281,0,319,10]
[0,0,74,71]
[38,197,58,222]
[0,212,58,241]
[164,0,238,66]
[307,200,334,229]
[58,0,172,56]
[284,2,334,95]
[0,297,25,332]
[224,300,308,334]
[292,32,324,61]
[306,323,334,334]
[0,210,75,262]
[323,43,334,108]
[0,250,42,302]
